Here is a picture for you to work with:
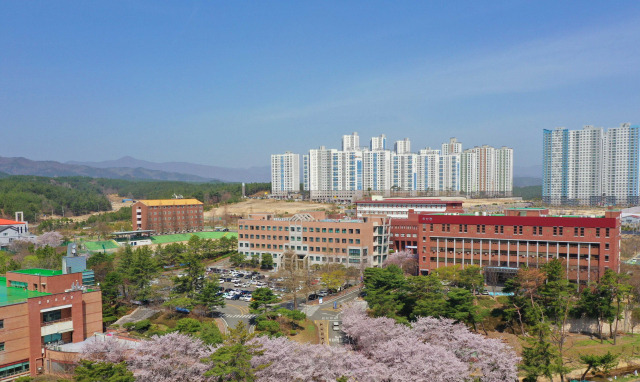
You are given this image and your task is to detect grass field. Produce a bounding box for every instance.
[84,240,119,251]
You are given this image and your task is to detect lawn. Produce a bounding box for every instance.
[290,319,319,345]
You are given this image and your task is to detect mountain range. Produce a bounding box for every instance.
[0,155,541,186]
[68,157,271,182]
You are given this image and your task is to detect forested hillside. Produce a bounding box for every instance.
[0,175,270,222]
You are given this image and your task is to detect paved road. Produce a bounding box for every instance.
[303,289,365,346]
[216,299,254,332]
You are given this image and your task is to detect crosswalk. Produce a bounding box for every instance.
[222,314,257,319]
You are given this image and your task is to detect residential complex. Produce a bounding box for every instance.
[270,152,300,197]
[0,252,101,380]
[543,123,640,206]
[280,133,513,202]
[132,199,204,235]
[237,211,391,268]
[390,208,621,284]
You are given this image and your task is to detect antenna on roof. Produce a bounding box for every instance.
[172,193,184,199]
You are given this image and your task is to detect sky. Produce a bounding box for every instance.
[1,1,640,170]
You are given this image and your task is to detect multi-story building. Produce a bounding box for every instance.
[271,152,300,196]
[132,199,204,235]
[0,213,35,250]
[543,123,639,206]
[0,261,102,380]
[296,133,511,201]
[342,132,360,151]
[389,208,620,284]
[237,211,391,268]
[355,197,464,219]
[460,146,513,197]
[370,134,387,151]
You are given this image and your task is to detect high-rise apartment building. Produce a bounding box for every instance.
[543,123,639,205]
[271,152,300,195]
[460,146,513,197]
[370,134,387,151]
[342,132,360,151]
[292,133,511,201]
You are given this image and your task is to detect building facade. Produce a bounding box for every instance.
[292,133,512,201]
[132,199,204,235]
[271,152,300,196]
[389,208,621,284]
[0,269,102,380]
[355,198,464,219]
[543,123,639,206]
[237,211,391,269]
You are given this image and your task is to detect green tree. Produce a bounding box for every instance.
[405,275,447,319]
[579,351,619,381]
[197,279,225,314]
[445,288,481,331]
[174,318,202,334]
[457,266,484,294]
[520,323,561,382]
[173,251,205,299]
[249,287,279,314]
[363,265,407,320]
[204,321,265,381]
[260,253,274,270]
[200,321,224,345]
[229,252,246,267]
[74,360,134,382]
[129,246,160,301]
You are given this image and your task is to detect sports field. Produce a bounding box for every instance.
[84,231,238,251]
[84,240,120,251]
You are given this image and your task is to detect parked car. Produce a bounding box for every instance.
[240,295,252,302]
[333,322,340,331]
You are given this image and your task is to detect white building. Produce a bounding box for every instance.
[543,123,639,205]
[370,134,387,151]
[271,152,300,196]
[442,137,462,155]
[460,145,513,196]
[0,214,35,250]
[363,150,392,191]
[342,132,360,151]
[394,138,411,154]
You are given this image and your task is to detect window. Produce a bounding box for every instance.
[605,243,610,250]
[553,227,558,236]
[0,319,3,329]
[558,227,563,235]
[605,255,610,262]
[0,342,3,351]
[356,229,360,234]
[606,228,610,238]
[596,228,600,237]
[580,227,585,237]
[574,227,579,237]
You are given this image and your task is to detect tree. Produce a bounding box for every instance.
[174,318,202,334]
[579,351,619,381]
[260,253,274,270]
[197,279,225,314]
[36,231,63,248]
[74,360,134,382]
[229,252,246,267]
[520,323,561,382]
[598,269,631,344]
[382,250,418,275]
[128,332,214,382]
[405,274,448,320]
[445,288,481,332]
[458,265,484,294]
[200,322,224,345]
[363,265,406,319]
[320,267,346,292]
[204,321,265,382]
[278,250,307,310]
[249,287,279,314]
[129,246,160,301]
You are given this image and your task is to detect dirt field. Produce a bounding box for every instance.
[205,199,334,219]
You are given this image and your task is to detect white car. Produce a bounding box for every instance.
[240,295,252,302]
[231,278,241,283]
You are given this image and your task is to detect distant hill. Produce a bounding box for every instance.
[514,164,542,178]
[514,177,542,187]
[0,156,213,182]
[68,156,270,183]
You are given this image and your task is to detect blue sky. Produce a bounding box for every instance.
[1,1,639,170]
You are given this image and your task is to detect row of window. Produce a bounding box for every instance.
[240,225,361,234]
[239,234,360,244]
[0,360,29,379]
[427,238,609,248]
[240,242,359,254]
[424,224,611,237]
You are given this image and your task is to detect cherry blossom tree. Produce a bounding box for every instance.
[80,335,131,364]
[36,231,63,248]
[128,332,216,382]
[382,249,418,275]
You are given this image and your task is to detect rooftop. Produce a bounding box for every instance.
[137,199,203,207]
[0,218,26,225]
[10,268,64,277]
[0,276,50,307]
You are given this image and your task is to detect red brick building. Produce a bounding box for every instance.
[390,208,621,284]
[0,269,102,380]
[132,199,204,235]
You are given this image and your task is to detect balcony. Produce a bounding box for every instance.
[41,317,73,336]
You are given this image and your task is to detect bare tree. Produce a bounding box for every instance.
[277,250,308,309]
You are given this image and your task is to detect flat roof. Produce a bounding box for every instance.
[112,230,155,235]
[10,269,63,277]
[137,199,203,207]
[0,276,50,307]
[0,218,26,225]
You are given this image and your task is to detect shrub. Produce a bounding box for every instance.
[134,319,151,332]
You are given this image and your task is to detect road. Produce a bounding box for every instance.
[216,299,256,332]
[302,288,365,346]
